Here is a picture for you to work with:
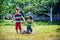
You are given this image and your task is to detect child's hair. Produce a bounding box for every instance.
[29,16,33,20]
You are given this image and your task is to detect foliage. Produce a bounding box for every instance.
[0,0,59,16]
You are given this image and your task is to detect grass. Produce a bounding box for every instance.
[0,20,60,40]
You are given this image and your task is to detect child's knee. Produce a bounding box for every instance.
[30,28,32,32]
[16,27,18,30]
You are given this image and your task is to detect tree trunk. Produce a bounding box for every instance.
[42,14,45,20]
[50,7,53,23]
[57,13,59,19]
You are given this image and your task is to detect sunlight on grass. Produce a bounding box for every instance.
[0,20,60,40]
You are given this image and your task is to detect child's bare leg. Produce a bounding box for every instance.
[16,30,18,34]
[20,30,22,33]
[19,23,22,33]
[16,22,19,34]
[19,28,22,33]
[16,26,19,34]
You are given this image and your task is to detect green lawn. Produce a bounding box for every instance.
[0,20,60,40]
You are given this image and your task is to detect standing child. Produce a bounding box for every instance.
[26,16,34,34]
[14,7,25,34]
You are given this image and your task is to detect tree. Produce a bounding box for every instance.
[40,0,58,22]
[47,0,58,22]
[0,0,4,13]
[0,0,59,21]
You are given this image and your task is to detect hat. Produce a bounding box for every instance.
[16,7,20,10]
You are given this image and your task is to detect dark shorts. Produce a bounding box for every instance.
[27,25,32,32]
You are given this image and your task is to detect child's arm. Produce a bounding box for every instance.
[11,15,15,23]
[32,20,35,27]
[22,16,25,22]
[21,16,26,25]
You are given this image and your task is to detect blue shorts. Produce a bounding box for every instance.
[27,25,32,32]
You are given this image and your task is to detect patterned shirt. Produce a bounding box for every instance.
[15,13,23,22]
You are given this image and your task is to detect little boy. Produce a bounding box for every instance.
[14,7,25,34]
[26,16,34,34]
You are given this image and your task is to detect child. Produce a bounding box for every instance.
[14,7,25,34]
[26,16,34,34]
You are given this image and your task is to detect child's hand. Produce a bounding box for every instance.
[33,22,35,28]
[24,21,26,25]
[24,22,27,26]
[32,23,34,28]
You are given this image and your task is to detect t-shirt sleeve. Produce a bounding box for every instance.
[13,15,15,19]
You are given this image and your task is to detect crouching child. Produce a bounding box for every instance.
[26,16,34,34]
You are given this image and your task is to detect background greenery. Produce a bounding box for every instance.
[0,0,59,16]
[0,0,60,40]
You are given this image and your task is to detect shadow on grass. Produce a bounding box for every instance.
[4,24,14,26]
[0,20,4,23]
[35,20,60,25]
[56,28,60,32]
[0,23,14,26]
[0,20,60,26]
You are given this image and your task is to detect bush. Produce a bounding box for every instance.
[0,14,3,19]
[56,28,60,32]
